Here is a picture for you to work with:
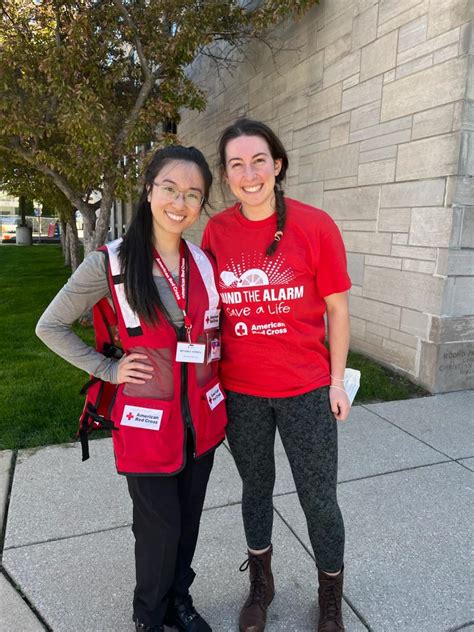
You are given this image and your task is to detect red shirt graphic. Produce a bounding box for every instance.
[202,197,351,397]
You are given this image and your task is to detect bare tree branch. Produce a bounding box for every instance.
[198,29,292,84]
[0,2,31,41]
[109,0,164,158]
[111,0,152,81]
[0,141,95,214]
[112,74,156,157]
[53,0,63,47]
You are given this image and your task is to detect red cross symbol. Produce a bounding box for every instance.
[236,323,247,336]
[126,412,134,420]
[205,316,210,324]
[208,395,213,405]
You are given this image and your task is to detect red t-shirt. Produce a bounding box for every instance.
[201,197,351,397]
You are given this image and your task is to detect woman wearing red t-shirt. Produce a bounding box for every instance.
[202,119,351,632]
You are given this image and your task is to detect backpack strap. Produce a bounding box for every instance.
[78,295,122,462]
[79,399,117,462]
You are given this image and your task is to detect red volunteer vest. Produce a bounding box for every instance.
[82,238,227,475]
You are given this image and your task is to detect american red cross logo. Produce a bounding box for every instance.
[205,316,210,324]
[235,322,248,336]
[126,412,134,420]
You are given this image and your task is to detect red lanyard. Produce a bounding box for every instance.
[153,242,193,342]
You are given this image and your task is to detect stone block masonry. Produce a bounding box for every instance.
[175,0,474,393]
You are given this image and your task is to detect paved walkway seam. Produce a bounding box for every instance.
[3,522,132,552]
[3,499,243,552]
[361,405,457,460]
[339,594,374,632]
[1,567,50,631]
[338,459,454,484]
[455,460,474,472]
[446,621,474,631]
[0,449,16,557]
[274,505,315,561]
[1,452,50,630]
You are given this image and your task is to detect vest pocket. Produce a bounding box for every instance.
[111,385,183,470]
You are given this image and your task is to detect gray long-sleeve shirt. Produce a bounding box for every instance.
[36,250,183,384]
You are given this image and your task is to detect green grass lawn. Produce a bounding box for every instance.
[0,245,426,451]
[0,245,94,450]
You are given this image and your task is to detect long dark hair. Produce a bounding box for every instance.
[217,118,289,256]
[119,145,212,324]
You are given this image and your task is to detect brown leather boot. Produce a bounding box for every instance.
[238,545,275,632]
[317,567,345,632]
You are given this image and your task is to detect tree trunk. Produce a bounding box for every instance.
[63,222,71,267]
[81,207,97,257]
[66,215,81,271]
[60,206,81,270]
[93,177,116,250]
[59,217,67,258]
[93,199,113,250]
[81,179,115,255]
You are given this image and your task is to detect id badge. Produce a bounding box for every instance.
[175,342,206,364]
[206,331,221,364]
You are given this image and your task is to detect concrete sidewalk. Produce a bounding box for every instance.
[1,391,473,632]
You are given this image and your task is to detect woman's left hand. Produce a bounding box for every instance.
[329,386,351,421]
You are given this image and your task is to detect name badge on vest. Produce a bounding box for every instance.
[176,342,206,364]
[206,331,221,363]
[204,308,220,330]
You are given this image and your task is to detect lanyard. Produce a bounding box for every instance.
[153,242,193,342]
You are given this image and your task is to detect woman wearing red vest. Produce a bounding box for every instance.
[201,119,351,632]
[36,146,227,632]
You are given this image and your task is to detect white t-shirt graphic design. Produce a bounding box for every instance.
[219,252,296,289]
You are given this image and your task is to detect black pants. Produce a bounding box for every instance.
[226,387,344,573]
[126,436,215,627]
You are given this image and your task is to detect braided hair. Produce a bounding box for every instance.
[217,118,289,256]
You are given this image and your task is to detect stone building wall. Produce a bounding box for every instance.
[178,0,474,392]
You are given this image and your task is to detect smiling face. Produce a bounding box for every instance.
[147,160,204,240]
[224,135,282,219]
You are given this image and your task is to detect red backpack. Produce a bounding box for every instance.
[78,298,122,461]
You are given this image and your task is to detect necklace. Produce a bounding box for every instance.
[153,255,179,277]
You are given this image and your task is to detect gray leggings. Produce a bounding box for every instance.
[226,386,344,573]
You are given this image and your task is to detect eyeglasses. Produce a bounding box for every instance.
[152,183,204,208]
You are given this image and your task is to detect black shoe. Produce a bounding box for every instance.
[133,613,164,632]
[164,593,212,632]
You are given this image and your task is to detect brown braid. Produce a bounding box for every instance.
[266,185,286,256]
